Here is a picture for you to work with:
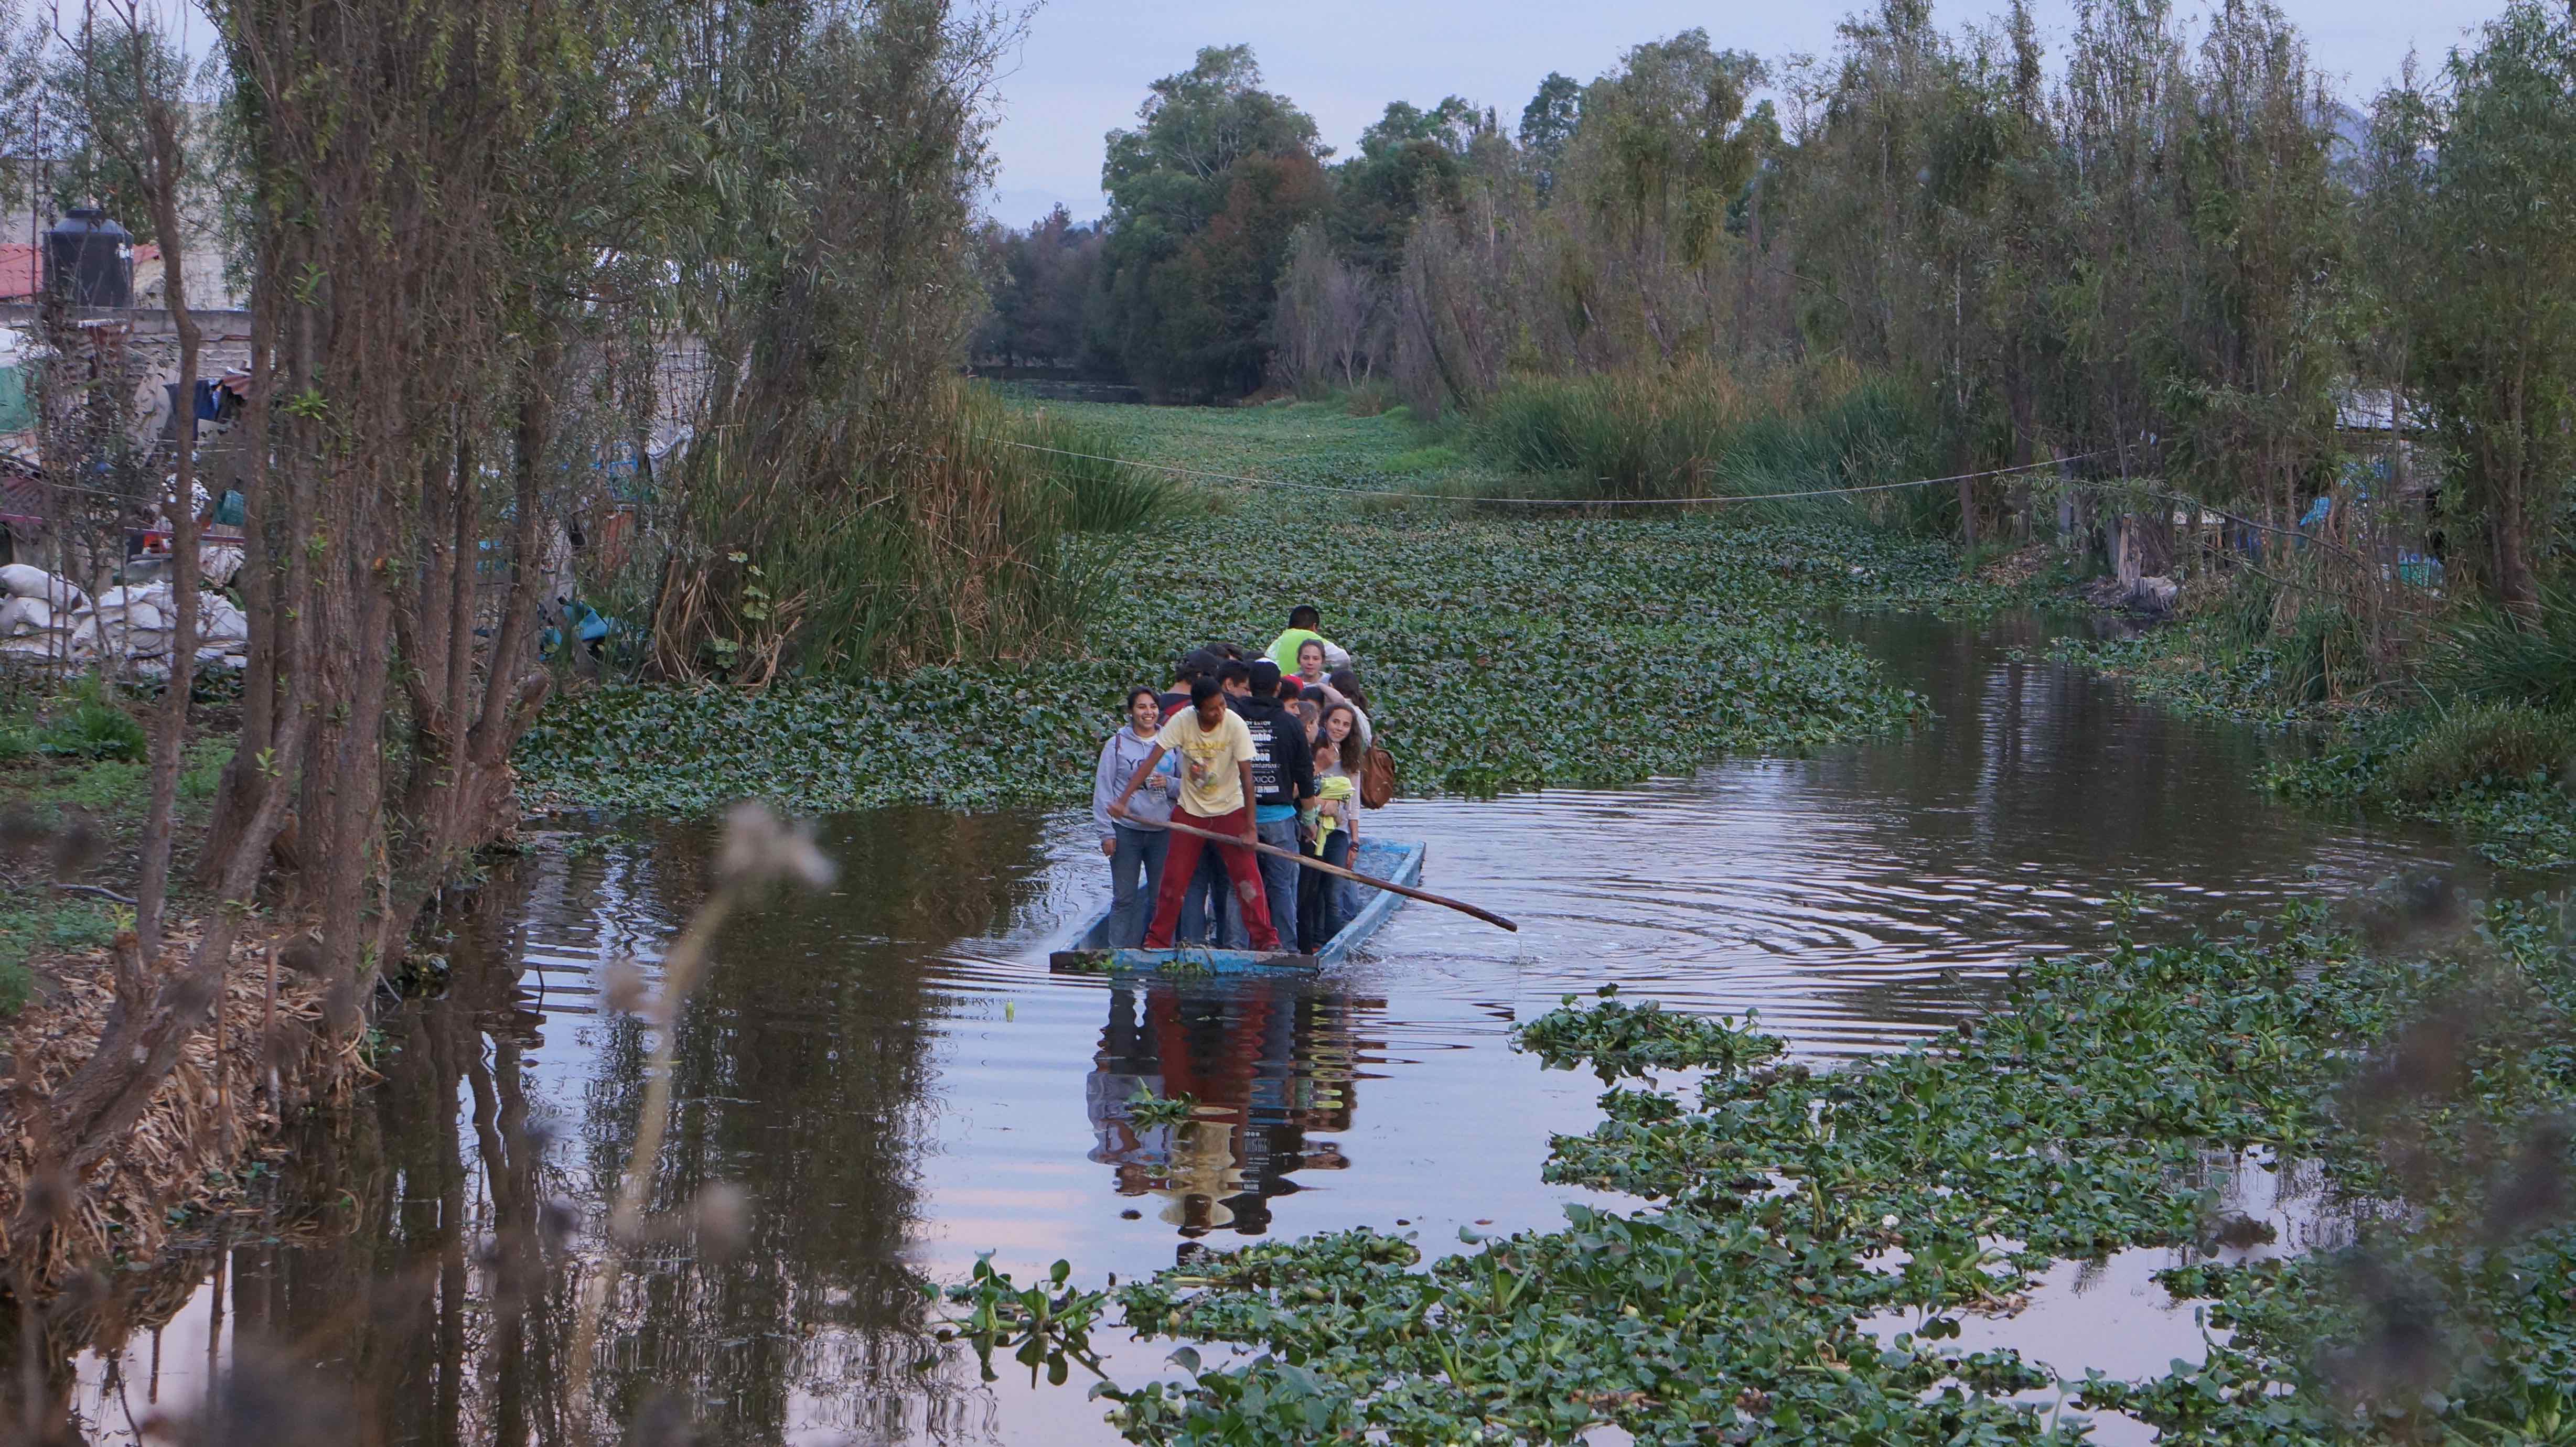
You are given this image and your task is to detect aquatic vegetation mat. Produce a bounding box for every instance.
[1079,900,2576,1444]
[518,400,2049,816]
[2272,711,2576,873]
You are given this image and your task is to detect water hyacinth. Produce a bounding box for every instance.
[1088,904,2576,1444]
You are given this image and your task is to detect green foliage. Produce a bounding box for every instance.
[2362,1,2576,615]
[1576,29,1767,263]
[1329,95,1485,276]
[2421,587,2576,714]
[1125,1086,1198,1130]
[2380,704,2575,803]
[0,719,32,764]
[2272,709,2576,871]
[37,700,147,762]
[1098,46,1329,399]
[677,384,1125,677]
[520,398,2057,817]
[1004,401,1177,533]
[971,206,1105,370]
[1375,444,1459,477]
[1096,904,2576,1444]
[1467,361,1942,523]
[0,900,120,1017]
[936,1254,1110,1387]
[179,738,233,802]
[1514,990,1784,1082]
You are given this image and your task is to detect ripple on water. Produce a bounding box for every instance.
[64,615,2505,1445]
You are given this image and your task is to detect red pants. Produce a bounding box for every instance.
[1143,806,1279,951]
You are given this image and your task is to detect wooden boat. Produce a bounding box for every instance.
[1048,838,1426,975]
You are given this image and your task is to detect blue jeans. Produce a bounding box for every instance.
[1105,825,1168,947]
[1299,828,1351,950]
[1255,814,1304,953]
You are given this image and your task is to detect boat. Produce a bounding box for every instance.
[1048,838,1426,975]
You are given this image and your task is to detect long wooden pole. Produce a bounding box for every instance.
[1140,815,1519,933]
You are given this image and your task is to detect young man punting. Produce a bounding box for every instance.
[1113,674,1282,952]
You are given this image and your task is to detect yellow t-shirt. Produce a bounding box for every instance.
[1155,708,1256,816]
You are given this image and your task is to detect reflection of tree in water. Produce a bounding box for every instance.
[23,807,1062,1445]
[575,807,1053,1442]
[1087,978,1381,1237]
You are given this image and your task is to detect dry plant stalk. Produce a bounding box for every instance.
[562,805,832,1442]
[1,923,355,1293]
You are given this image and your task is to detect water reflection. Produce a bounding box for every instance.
[18,613,2545,1445]
[1087,980,1376,1237]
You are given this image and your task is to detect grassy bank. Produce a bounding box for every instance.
[1062,901,2576,1443]
[517,398,2030,818]
[0,677,234,1014]
[2056,578,2576,872]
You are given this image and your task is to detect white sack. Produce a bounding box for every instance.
[95,584,173,613]
[0,564,88,611]
[200,544,245,588]
[0,596,50,636]
[197,596,249,643]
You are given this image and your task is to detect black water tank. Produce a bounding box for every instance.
[44,207,132,307]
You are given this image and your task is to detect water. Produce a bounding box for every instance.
[50,614,2504,1444]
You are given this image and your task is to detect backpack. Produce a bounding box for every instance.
[1360,743,1398,809]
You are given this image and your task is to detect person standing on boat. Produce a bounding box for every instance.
[1301,702,1364,947]
[1265,604,1350,677]
[1094,687,1178,946]
[1114,675,1282,952]
[1237,660,1319,953]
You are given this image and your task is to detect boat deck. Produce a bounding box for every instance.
[1047,838,1425,975]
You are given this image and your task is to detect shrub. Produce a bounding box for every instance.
[2419,585,2576,712]
[38,701,146,761]
[2381,702,2576,802]
[0,722,33,764]
[1342,382,1397,417]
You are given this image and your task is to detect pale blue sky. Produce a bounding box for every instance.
[984,0,2510,224]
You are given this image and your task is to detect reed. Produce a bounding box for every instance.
[1465,360,1943,526]
[650,383,1172,681]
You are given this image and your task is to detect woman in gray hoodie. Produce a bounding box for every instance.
[1093,687,1178,945]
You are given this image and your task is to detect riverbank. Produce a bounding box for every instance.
[0,678,358,1301]
[1090,899,2576,1443]
[517,399,2041,818]
[2054,591,2576,873]
[0,924,353,1292]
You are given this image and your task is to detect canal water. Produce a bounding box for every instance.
[56,614,2505,1444]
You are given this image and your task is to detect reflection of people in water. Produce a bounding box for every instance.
[1087,978,1368,1237]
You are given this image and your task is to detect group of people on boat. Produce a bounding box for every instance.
[1092,604,1379,955]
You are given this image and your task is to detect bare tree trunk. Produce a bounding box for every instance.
[123,8,207,956]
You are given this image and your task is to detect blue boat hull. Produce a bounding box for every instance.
[1047,838,1425,975]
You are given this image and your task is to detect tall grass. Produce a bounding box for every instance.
[1004,403,1178,534]
[647,383,1172,680]
[1466,360,1944,527]
[2420,584,2576,713]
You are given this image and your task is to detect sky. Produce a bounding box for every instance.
[982,0,2514,226]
